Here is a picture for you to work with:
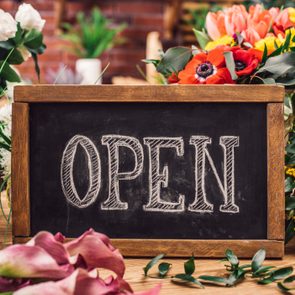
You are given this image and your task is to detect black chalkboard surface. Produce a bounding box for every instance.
[12,85,285,257]
[29,102,267,239]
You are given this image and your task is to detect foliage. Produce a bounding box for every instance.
[285,91,295,243]
[61,8,126,59]
[0,24,45,95]
[143,249,294,292]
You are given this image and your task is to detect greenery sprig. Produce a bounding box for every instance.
[143,248,294,292]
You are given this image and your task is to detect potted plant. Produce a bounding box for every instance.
[62,8,126,84]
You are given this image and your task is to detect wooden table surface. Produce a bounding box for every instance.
[1,193,294,294]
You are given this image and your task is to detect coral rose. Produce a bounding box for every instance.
[178,47,234,84]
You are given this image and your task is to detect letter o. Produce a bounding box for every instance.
[61,135,101,208]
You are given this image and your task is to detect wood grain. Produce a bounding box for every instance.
[267,103,285,240]
[13,237,284,258]
[14,85,285,103]
[11,103,30,236]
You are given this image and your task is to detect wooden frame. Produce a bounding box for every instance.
[12,85,285,258]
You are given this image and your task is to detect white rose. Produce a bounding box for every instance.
[0,9,17,41]
[15,3,45,32]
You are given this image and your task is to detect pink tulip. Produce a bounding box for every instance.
[205,4,279,45]
[273,8,295,37]
[206,11,226,40]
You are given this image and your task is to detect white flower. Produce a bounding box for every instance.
[0,149,11,177]
[15,3,45,32]
[0,104,12,178]
[0,104,12,134]
[0,9,17,41]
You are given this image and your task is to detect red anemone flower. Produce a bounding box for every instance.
[178,47,234,84]
[230,47,260,76]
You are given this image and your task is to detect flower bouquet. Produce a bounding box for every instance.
[0,3,46,96]
[144,4,295,86]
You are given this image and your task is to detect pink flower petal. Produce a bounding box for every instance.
[65,229,125,277]
[27,231,70,265]
[0,277,30,292]
[14,269,136,295]
[13,269,80,295]
[0,245,71,279]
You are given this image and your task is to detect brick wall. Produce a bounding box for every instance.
[0,0,167,83]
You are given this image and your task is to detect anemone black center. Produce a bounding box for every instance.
[196,62,214,78]
[235,60,246,71]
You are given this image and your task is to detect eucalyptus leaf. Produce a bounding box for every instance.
[173,274,204,288]
[158,262,171,278]
[277,275,295,291]
[251,249,266,272]
[184,256,195,275]
[156,47,192,77]
[193,28,210,50]
[223,52,238,80]
[285,219,295,244]
[256,52,295,76]
[286,197,295,211]
[253,266,275,277]
[199,275,227,285]
[285,177,294,193]
[262,77,276,84]
[271,267,293,280]
[225,249,239,268]
[143,254,164,276]
[0,62,21,83]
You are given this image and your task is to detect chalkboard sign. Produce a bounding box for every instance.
[12,85,285,258]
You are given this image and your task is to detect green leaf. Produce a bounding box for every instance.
[173,274,204,288]
[143,254,164,276]
[277,275,295,291]
[251,249,266,273]
[158,262,171,278]
[0,62,21,83]
[262,77,276,84]
[184,256,195,275]
[225,249,239,268]
[142,59,160,68]
[253,266,275,277]
[286,197,295,211]
[271,267,293,280]
[285,177,294,193]
[285,219,295,244]
[199,275,227,285]
[156,47,192,77]
[256,52,295,77]
[7,49,24,65]
[193,28,210,50]
[223,52,238,80]
[262,43,268,64]
[24,29,43,49]
[258,267,293,284]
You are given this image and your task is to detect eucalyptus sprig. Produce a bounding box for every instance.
[143,249,294,292]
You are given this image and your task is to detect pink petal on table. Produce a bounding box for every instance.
[0,245,71,279]
[27,231,70,265]
[65,229,125,277]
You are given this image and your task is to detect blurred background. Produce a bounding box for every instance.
[0,0,293,84]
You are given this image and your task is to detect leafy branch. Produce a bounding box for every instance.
[143,249,294,292]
